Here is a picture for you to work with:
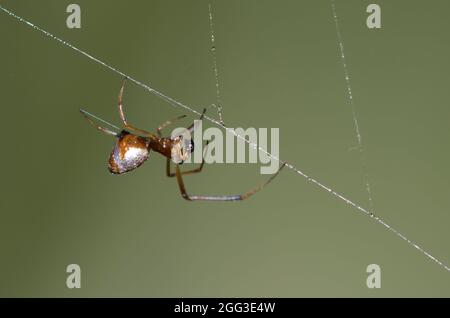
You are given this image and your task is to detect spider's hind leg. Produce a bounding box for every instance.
[117,78,157,139]
[80,109,118,136]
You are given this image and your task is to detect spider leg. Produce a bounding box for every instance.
[117,78,157,139]
[188,108,207,135]
[175,163,286,201]
[166,141,209,177]
[167,158,205,177]
[157,114,187,137]
[80,109,118,136]
[118,78,129,126]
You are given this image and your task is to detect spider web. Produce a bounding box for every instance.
[207,1,225,125]
[331,0,375,213]
[1,2,449,273]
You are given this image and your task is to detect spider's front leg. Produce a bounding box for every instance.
[157,108,206,137]
[187,108,207,134]
[157,115,187,137]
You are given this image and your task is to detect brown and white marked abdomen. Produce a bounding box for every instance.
[108,131,150,174]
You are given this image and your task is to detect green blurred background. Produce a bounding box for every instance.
[0,0,449,297]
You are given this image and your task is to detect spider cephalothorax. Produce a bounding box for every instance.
[170,135,194,165]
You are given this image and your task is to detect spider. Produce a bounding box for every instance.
[80,79,285,201]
